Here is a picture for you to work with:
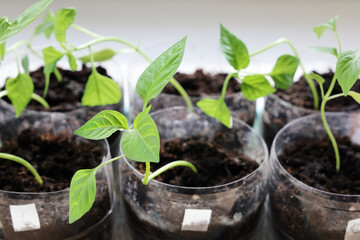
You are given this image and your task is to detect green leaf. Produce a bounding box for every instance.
[42,46,64,97]
[54,8,76,44]
[81,69,122,106]
[309,72,325,85]
[197,98,232,128]
[121,112,160,163]
[241,75,275,101]
[136,37,186,107]
[34,10,54,38]
[310,46,338,57]
[0,42,5,61]
[79,49,117,63]
[66,52,78,71]
[0,0,53,44]
[5,73,34,117]
[348,91,360,104]
[313,16,338,39]
[74,110,129,140]
[22,55,29,74]
[220,24,249,70]
[336,51,360,96]
[69,168,97,224]
[270,55,299,90]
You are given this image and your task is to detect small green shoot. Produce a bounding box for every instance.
[69,37,196,224]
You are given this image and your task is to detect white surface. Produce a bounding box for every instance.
[181,209,212,232]
[9,203,41,232]
[345,218,360,240]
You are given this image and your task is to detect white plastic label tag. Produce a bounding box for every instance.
[10,203,41,232]
[181,209,212,232]
[345,218,360,240]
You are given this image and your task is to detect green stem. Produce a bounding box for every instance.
[320,99,340,171]
[327,93,344,101]
[72,24,101,38]
[250,38,319,109]
[88,46,96,72]
[145,160,197,185]
[0,153,43,186]
[31,93,50,109]
[5,40,29,53]
[96,154,125,170]
[14,49,20,73]
[142,162,151,185]
[220,72,236,100]
[324,73,337,98]
[0,90,8,99]
[169,78,194,112]
[334,30,342,55]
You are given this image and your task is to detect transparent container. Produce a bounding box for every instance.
[0,112,114,240]
[268,112,360,240]
[119,106,268,240]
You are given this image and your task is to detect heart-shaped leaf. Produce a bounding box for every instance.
[121,112,160,163]
[21,55,29,74]
[336,51,360,96]
[66,52,78,71]
[270,55,299,90]
[136,37,186,108]
[241,75,275,101]
[69,168,97,224]
[6,73,34,117]
[79,49,117,63]
[81,69,122,106]
[54,8,76,45]
[197,98,232,128]
[74,110,129,140]
[220,24,249,71]
[42,46,64,97]
[34,10,54,38]
[313,16,338,39]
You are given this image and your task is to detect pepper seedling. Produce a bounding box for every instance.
[68,37,197,224]
[197,24,301,128]
[310,16,360,172]
[1,7,193,117]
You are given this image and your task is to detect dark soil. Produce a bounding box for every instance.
[163,69,240,97]
[278,136,360,195]
[0,128,103,192]
[276,71,360,111]
[3,65,112,112]
[135,131,259,187]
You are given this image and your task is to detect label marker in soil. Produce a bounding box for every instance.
[181,209,212,232]
[9,203,41,232]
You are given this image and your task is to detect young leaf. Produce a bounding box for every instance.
[220,24,249,71]
[43,46,64,97]
[241,75,275,101]
[22,55,29,74]
[336,51,360,96]
[270,55,299,90]
[5,73,34,117]
[348,91,360,104]
[66,52,78,71]
[121,113,160,163]
[74,110,129,140]
[313,16,338,39]
[309,72,325,85]
[197,98,232,128]
[79,49,117,63]
[34,10,54,38]
[0,0,53,44]
[310,46,338,57]
[136,37,186,108]
[54,8,76,45]
[69,168,97,224]
[81,69,122,106]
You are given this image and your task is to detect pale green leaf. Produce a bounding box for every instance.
[348,91,360,104]
[310,46,338,57]
[220,24,249,70]
[66,52,78,71]
[136,37,186,107]
[81,69,122,106]
[121,112,160,163]
[79,49,117,63]
[336,51,360,96]
[54,8,76,44]
[74,110,129,140]
[270,55,299,90]
[34,10,54,38]
[241,75,275,101]
[5,73,34,117]
[22,55,29,74]
[313,16,338,39]
[197,98,232,128]
[0,0,53,44]
[42,46,64,97]
[69,169,97,224]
